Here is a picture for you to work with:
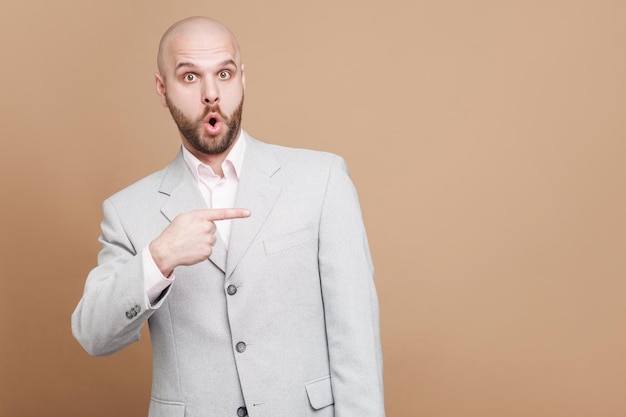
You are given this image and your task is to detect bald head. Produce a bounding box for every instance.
[157,16,241,76]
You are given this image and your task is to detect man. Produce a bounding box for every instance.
[72,16,385,417]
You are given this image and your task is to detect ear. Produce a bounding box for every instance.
[241,64,246,92]
[155,72,168,108]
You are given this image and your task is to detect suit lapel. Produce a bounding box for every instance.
[158,150,228,273]
[226,135,281,280]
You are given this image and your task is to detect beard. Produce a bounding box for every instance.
[167,95,244,155]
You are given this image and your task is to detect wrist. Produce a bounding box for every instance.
[149,239,175,277]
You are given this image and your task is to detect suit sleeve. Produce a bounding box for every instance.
[318,155,386,416]
[71,198,169,356]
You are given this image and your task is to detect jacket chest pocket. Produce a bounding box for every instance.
[263,225,315,255]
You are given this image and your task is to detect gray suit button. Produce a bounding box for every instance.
[227,285,237,295]
[235,342,246,353]
[237,406,247,416]
[125,305,142,319]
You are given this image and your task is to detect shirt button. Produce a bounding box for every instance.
[227,285,237,295]
[237,406,248,416]
[236,342,246,353]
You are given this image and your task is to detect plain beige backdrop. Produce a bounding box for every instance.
[1,1,625,416]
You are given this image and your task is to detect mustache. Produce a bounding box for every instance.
[197,104,227,122]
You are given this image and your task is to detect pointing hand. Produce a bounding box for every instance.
[149,208,251,276]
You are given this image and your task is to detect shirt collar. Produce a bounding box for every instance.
[182,130,247,183]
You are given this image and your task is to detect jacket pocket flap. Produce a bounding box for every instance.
[264,225,315,255]
[305,375,334,410]
[149,398,185,417]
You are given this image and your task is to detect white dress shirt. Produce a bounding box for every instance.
[142,131,247,304]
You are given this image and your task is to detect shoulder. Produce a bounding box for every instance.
[247,134,347,174]
[105,153,182,206]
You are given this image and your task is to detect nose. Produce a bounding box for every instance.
[202,79,219,106]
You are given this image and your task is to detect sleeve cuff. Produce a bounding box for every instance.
[143,246,175,306]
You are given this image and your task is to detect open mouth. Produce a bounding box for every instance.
[205,113,222,135]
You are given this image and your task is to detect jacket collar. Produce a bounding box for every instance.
[156,132,281,276]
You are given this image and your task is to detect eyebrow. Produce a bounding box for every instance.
[175,62,199,72]
[174,60,238,72]
[219,59,238,69]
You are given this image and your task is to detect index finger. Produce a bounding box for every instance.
[203,208,251,221]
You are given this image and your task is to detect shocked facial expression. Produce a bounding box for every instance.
[156,29,246,159]
[166,92,243,156]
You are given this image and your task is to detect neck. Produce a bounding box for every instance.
[204,155,227,177]
[182,138,240,178]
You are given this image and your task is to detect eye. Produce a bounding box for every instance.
[218,70,231,80]
[183,73,197,82]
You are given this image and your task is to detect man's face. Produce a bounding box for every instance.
[166,93,243,156]
[156,29,246,158]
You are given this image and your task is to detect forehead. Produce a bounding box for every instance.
[165,30,239,71]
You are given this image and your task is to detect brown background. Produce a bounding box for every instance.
[1,0,625,416]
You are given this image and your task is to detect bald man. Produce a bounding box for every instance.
[72,17,385,417]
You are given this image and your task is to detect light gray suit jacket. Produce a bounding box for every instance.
[72,133,385,417]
